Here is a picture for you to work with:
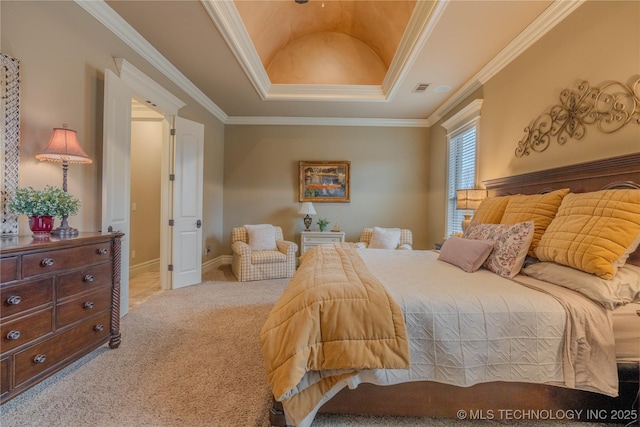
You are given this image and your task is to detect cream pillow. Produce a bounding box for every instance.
[369,227,401,249]
[522,262,640,310]
[464,221,534,278]
[438,236,494,273]
[534,189,640,279]
[244,224,277,250]
[500,188,569,257]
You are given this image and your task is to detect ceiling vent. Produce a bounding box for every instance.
[412,83,430,93]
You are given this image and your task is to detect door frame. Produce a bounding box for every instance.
[113,59,186,292]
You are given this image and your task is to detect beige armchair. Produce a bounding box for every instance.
[356,227,413,250]
[231,225,298,282]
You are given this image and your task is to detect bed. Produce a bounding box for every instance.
[263,153,640,427]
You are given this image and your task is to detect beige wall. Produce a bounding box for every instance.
[3,1,638,261]
[427,0,640,248]
[1,1,225,261]
[223,125,431,250]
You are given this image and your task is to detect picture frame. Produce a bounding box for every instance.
[299,161,350,203]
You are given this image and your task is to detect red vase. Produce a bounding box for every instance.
[28,215,54,238]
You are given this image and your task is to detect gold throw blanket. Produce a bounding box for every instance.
[260,243,410,422]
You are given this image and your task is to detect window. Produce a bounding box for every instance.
[441,100,483,237]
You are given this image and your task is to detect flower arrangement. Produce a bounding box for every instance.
[7,186,81,218]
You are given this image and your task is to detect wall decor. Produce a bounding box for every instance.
[515,77,640,157]
[1,53,20,235]
[299,161,350,203]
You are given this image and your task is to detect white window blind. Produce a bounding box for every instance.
[447,125,477,236]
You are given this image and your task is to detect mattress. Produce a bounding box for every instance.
[613,302,640,361]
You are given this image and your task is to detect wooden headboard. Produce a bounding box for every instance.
[483,152,640,267]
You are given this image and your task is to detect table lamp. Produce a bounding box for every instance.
[297,202,316,231]
[36,125,92,236]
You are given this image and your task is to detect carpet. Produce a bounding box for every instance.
[0,266,626,427]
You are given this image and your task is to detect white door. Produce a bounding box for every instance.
[102,69,132,317]
[171,117,204,288]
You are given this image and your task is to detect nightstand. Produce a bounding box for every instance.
[300,231,345,255]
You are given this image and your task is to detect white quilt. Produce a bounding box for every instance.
[292,249,617,427]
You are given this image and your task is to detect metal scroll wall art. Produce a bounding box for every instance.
[515,77,640,157]
[1,53,20,235]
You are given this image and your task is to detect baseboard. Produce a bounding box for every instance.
[203,255,232,274]
[129,258,160,278]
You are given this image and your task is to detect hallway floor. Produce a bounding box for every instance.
[129,269,162,308]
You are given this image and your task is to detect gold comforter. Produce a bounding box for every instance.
[260,243,409,422]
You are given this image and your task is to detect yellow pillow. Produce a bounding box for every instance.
[500,188,569,256]
[471,196,511,224]
[534,189,640,279]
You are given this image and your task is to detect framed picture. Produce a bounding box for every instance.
[299,161,350,203]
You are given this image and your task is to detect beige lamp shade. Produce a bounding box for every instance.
[456,188,487,231]
[456,189,487,211]
[297,202,317,216]
[36,127,93,164]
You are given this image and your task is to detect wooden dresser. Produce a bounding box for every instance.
[0,232,123,404]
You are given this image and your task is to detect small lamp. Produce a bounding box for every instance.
[297,202,316,231]
[456,188,487,231]
[36,125,92,236]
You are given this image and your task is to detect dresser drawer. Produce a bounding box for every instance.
[1,309,53,354]
[1,278,54,320]
[305,237,343,244]
[57,263,112,300]
[14,310,111,387]
[0,357,8,396]
[57,288,112,329]
[22,242,112,279]
[0,256,19,284]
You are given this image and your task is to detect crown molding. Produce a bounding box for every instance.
[76,0,582,128]
[426,0,585,127]
[200,0,272,99]
[382,1,447,99]
[75,0,228,122]
[225,116,429,128]
[201,0,441,103]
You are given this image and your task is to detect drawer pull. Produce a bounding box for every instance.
[83,301,95,309]
[7,295,22,305]
[83,275,95,282]
[97,248,108,255]
[33,354,47,364]
[94,324,104,332]
[41,258,55,267]
[6,330,21,340]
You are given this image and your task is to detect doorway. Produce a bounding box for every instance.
[103,61,203,317]
[128,100,164,308]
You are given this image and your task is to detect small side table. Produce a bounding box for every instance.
[301,231,345,255]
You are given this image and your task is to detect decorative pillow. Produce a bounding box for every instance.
[464,221,534,278]
[534,189,640,279]
[244,224,277,251]
[438,236,494,273]
[500,188,569,257]
[522,262,640,310]
[471,196,511,224]
[369,227,402,249]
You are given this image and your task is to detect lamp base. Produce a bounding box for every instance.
[303,215,312,231]
[461,211,473,232]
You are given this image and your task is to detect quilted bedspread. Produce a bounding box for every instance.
[260,244,410,424]
[263,245,618,427]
